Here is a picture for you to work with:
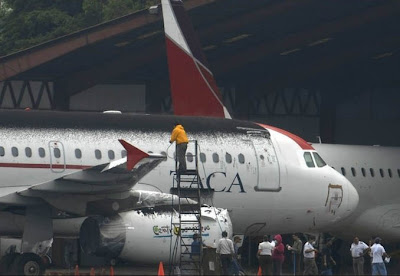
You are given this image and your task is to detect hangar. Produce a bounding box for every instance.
[0,0,400,146]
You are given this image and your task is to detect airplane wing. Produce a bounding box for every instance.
[0,140,166,215]
[19,139,165,194]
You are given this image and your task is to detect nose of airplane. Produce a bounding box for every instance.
[343,176,359,216]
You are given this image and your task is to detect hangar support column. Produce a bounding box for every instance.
[233,83,252,120]
[53,80,70,111]
[145,79,171,114]
[319,91,336,143]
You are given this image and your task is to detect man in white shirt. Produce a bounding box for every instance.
[350,236,369,275]
[303,236,318,275]
[216,231,235,275]
[257,235,275,276]
[371,237,388,276]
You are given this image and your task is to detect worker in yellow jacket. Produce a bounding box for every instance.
[170,122,189,172]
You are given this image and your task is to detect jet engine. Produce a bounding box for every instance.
[79,206,232,264]
[79,215,126,259]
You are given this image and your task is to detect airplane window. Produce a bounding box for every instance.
[341,167,346,176]
[0,146,5,156]
[95,149,102,160]
[398,169,400,178]
[225,153,232,164]
[121,150,127,158]
[54,148,61,158]
[351,167,356,177]
[361,168,366,177]
[238,154,245,164]
[38,147,45,158]
[303,152,315,168]
[388,169,392,178]
[75,149,82,159]
[187,152,193,163]
[25,147,32,158]
[379,169,384,178]
[312,152,326,167]
[11,147,18,157]
[108,150,115,160]
[200,153,206,163]
[370,168,375,177]
[212,153,219,163]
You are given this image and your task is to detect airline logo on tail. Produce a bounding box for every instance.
[162,0,231,118]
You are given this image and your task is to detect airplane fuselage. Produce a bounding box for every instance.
[0,110,358,236]
[313,144,400,241]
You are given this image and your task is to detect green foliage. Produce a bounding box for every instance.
[0,0,160,56]
[82,0,104,26]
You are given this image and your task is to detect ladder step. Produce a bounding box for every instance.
[180,260,202,263]
[177,169,198,175]
[181,212,200,215]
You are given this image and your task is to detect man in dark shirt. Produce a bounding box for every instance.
[287,233,303,275]
[321,239,336,276]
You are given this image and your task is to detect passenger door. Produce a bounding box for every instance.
[49,141,66,173]
[247,130,281,191]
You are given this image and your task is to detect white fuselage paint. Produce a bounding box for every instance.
[313,144,400,241]
[0,125,358,236]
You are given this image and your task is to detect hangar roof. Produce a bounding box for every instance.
[1,0,399,96]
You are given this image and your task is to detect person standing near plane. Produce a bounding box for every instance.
[287,233,303,275]
[371,237,389,276]
[216,231,235,275]
[303,236,318,275]
[350,236,369,275]
[272,234,284,275]
[320,239,336,275]
[170,122,189,173]
[257,235,275,276]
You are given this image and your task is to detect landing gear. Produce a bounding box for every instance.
[11,253,44,276]
[0,253,44,276]
[0,253,19,275]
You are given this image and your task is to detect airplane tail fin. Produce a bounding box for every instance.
[161,0,231,119]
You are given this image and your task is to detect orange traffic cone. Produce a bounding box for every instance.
[158,261,165,276]
[90,267,95,276]
[74,264,80,276]
[110,266,115,276]
[257,266,262,276]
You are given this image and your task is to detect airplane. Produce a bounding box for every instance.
[312,144,400,242]
[0,0,358,274]
[161,0,400,245]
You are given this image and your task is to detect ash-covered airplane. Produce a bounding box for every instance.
[0,0,358,274]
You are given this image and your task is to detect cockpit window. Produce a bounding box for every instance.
[303,152,315,168]
[312,152,326,167]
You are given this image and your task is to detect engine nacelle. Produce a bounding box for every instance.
[79,207,232,264]
[79,215,126,259]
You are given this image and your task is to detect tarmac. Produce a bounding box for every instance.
[45,265,165,275]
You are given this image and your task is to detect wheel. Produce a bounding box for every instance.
[0,253,19,275]
[110,258,117,266]
[41,254,52,269]
[10,253,44,276]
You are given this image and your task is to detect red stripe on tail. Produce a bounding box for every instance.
[166,37,225,117]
